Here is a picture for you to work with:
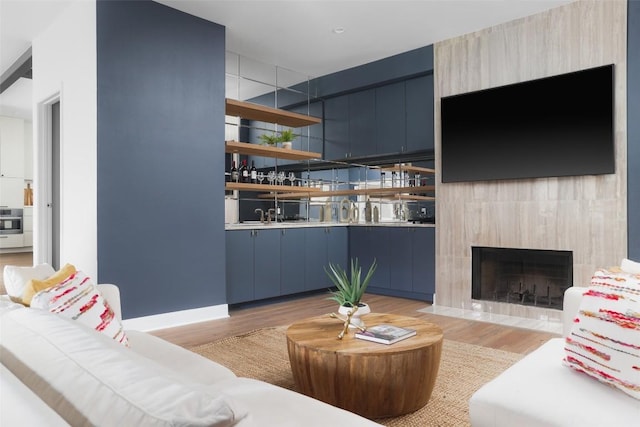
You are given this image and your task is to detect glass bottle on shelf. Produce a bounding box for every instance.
[230,160,239,183]
[250,161,257,184]
[240,160,249,183]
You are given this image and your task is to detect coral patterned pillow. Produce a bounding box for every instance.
[30,271,128,346]
[564,269,640,400]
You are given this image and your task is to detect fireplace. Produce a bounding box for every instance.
[472,247,573,310]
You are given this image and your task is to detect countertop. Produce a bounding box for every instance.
[225,221,435,230]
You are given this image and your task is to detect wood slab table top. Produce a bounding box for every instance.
[286,313,444,418]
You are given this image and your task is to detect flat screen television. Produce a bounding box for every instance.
[440,64,615,183]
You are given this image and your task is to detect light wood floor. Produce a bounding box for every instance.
[151,292,559,355]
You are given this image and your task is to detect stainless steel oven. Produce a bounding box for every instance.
[0,208,23,235]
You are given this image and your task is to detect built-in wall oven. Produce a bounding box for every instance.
[0,208,23,235]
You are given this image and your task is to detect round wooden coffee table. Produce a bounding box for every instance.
[286,313,443,418]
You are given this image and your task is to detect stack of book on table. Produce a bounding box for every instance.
[355,324,416,345]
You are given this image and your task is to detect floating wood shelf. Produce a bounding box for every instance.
[379,163,436,174]
[225,140,321,161]
[226,182,325,193]
[258,185,436,200]
[225,98,322,127]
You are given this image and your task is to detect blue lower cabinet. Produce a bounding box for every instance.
[253,229,281,300]
[227,226,433,303]
[388,228,413,292]
[280,228,306,295]
[226,230,254,304]
[349,226,435,301]
[412,227,435,297]
[305,227,329,291]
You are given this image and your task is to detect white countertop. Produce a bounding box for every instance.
[225,221,435,230]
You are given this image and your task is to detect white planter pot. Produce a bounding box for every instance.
[338,303,370,329]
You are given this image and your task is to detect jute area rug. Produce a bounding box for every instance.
[189,326,522,427]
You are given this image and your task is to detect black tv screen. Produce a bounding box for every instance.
[440,64,615,183]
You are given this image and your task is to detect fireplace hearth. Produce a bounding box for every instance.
[472,247,573,310]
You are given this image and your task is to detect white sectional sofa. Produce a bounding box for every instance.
[1,284,382,427]
[469,286,640,426]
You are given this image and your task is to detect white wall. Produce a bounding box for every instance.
[32,0,97,278]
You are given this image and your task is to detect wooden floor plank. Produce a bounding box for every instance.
[150,292,558,355]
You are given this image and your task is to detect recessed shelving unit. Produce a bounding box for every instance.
[225,98,322,127]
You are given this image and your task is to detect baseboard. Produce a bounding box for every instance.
[122,304,229,332]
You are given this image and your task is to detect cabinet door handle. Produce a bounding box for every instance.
[0,236,8,239]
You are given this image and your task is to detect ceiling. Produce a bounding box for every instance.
[0,0,572,120]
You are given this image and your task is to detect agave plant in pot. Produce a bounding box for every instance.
[325,258,377,329]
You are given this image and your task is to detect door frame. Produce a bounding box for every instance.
[34,92,61,266]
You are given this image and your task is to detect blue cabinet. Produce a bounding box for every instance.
[305,227,327,291]
[411,227,435,295]
[388,228,413,292]
[253,229,281,300]
[226,229,280,304]
[349,226,435,301]
[406,75,434,153]
[348,89,376,158]
[226,230,255,304]
[376,82,406,155]
[348,226,390,290]
[280,228,306,295]
[305,226,349,291]
[323,76,434,159]
[324,96,349,160]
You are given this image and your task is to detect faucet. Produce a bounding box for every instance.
[254,208,265,224]
[267,208,276,224]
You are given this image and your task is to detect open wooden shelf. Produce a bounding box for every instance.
[225,98,322,127]
[258,185,436,200]
[379,163,436,174]
[226,182,325,193]
[225,140,321,161]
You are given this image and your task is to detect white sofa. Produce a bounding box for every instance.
[1,284,382,427]
[469,286,640,426]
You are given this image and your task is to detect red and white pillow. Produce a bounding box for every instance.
[30,270,129,346]
[564,268,640,400]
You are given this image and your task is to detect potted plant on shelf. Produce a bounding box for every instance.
[258,129,295,149]
[325,258,377,328]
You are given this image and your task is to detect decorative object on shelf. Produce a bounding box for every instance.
[373,206,380,223]
[339,198,359,223]
[325,258,377,330]
[258,129,295,149]
[364,197,372,223]
[23,183,33,206]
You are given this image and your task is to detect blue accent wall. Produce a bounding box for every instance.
[97,0,226,318]
[629,0,640,260]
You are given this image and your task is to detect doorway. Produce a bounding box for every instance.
[35,96,61,269]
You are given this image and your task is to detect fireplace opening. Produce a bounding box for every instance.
[472,247,573,310]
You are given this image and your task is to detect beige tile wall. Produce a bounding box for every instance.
[434,0,628,319]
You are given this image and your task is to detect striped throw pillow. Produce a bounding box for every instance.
[31,271,128,346]
[564,269,640,400]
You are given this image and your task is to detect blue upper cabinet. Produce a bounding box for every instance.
[376,81,406,155]
[324,96,350,160]
[322,75,434,161]
[406,75,434,153]
[348,89,376,158]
